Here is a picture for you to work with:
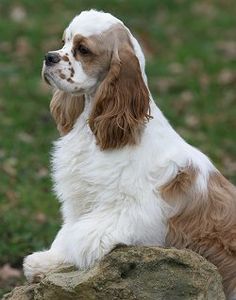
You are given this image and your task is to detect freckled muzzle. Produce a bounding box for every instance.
[42,52,62,86]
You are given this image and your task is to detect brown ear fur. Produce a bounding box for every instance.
[50,90,85,135]
[89,45,151,150]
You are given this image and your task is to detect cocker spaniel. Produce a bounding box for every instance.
[23,10,236,299]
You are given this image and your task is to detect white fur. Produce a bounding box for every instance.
[24,10,217,282]
[67,10,123,37]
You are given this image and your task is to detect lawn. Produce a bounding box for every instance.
[0,0,235,296]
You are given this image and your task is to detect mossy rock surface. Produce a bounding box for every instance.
[3,246,225,300]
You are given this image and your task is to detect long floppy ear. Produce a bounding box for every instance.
[50,90,85,135]
[89,44,151,150]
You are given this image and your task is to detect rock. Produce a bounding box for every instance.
[3,246,225,300]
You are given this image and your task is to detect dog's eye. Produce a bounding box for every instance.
[78,44,90,55]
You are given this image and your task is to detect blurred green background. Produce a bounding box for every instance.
[0,0,235,296]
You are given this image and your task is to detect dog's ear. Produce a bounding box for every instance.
[89,44,151,150]
[50,90,85,135]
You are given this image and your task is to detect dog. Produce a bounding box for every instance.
[23,10,236,299]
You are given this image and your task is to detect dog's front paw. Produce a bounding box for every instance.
[23,252,46,282]
[23,250,63,283]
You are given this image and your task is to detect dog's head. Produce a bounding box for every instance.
[43,10,151,149]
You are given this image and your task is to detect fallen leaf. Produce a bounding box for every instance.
[2,157,18,177]
[17,132,34,144]
[180,90,194,103]
[173,91,193,113]
[0,264,21,281]
[10,5,27,23]
[199,74,211,90]
[35,212,47,224]
[168,62,183,75]
[188,59,203,74]
[155,77,177,93]
[185,114,200,129]
[36,167,49,179]
[217,69,236,86]
[5,190,19,203]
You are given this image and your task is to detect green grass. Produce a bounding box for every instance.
[0,0,236,296]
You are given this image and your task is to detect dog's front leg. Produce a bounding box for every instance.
[50,217,121,270]
[23,225,72,282]
[23,218,120,282]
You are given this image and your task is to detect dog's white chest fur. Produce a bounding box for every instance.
[52,108,174,247]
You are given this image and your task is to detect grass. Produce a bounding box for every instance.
[0,0,235,296]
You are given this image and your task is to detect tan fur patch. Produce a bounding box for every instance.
[162,170,236,298]
[62,55,69,62]
[72,25,136,79]
[161,166,197,203]
[50,90,85,135]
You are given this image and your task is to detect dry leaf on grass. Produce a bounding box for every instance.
[199,74,211,90]
[10,6,26,23]
[155,77,177,93]
[17,132,34,144]
[2,157,18,177]
[36,167,49,179]
[168,62,183,75]
[185,114,200,129]
[217,69,236,86]
[0,264,21,281]
[35,212,47,224]
[5,190,19,203]
[173,91,194,113]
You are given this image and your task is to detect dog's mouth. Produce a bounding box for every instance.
[43,73,51,86]
[43,71,57,87]
[42,62,56,87]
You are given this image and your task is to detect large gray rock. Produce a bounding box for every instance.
[3,246,225,300]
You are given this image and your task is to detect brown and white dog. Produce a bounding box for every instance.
[23,10,236,299]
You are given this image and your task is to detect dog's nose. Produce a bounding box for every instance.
[45,52,61,66]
